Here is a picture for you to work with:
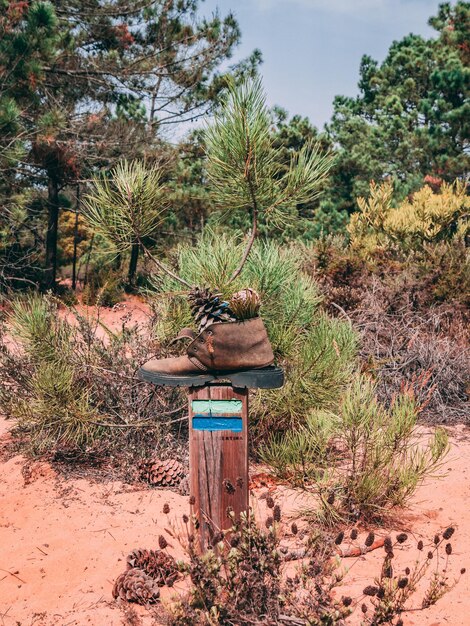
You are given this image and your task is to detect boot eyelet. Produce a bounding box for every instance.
[193,346,198,352]
[207,330,213,336]
[199,337,204,342]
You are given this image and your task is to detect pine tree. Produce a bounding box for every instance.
[1,0,252,289]
[81,77,334,290]
[326,1,470,212]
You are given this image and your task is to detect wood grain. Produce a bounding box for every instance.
[189,384,249,551]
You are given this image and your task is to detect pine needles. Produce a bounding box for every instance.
[81,160,168,251]
[261,376,449,525]
[7,294,101,452]
[205,76,334,225]
[150,229,358,431]
[1,293,184,463]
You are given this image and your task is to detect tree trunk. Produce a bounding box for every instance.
[72,183,80,290]
[127,242,139,289]
[45,177,60,290]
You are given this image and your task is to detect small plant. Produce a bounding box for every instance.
[360,528,464,625]
[168,507,349,625]
[164,508,462,625]
[0,293,185,472]
[261,376,449,525]
[81,268,124,307]
[3,294,100,452]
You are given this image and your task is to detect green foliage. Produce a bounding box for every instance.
[7,294,100,451]
[327,1,470,211]
[1,293,182,462]
[252,314,358,431]
[0,0,249,288]
[205,77,333,229]
[81,269,125,308]
[261,377,449,525]
[260,410,336,485]
[151,230,357,430]
[82,160,168,251]
[349,179,469,253]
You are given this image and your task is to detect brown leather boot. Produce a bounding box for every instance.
[138,318,283,388]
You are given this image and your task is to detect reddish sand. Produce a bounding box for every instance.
[1,301,469,625]
[1,416,469,626]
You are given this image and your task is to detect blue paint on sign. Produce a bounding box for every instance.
[192,416,243,432]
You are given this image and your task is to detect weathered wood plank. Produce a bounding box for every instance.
[189,384,249,551]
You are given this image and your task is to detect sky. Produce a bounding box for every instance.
[198,0,447,130]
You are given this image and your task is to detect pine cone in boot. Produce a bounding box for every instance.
[112,568,160,604]
[188,286,236,332]
[127,549,179,587]
[229,288,261,320]
[139,458,185,487]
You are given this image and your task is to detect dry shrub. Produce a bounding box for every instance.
[167,508,462,625]
[0,293,187,478]
[169,508,350,625]
[352,276,469,423]
[307,236,470,423]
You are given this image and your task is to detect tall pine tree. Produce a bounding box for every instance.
[326,1,469,213]
[1,0,254,288]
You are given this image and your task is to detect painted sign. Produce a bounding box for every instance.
[192,417,243,432]
[191,399,243,432]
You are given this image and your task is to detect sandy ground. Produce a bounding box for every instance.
[1,300,469,625]
[1,415,469,626]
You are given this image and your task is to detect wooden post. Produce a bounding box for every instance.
[188,383,249,551]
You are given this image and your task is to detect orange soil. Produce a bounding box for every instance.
[1,301,469,625]
[1,417,469,626]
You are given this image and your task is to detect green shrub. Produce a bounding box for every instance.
[252,313,357,432]
[150,230,358,431]
[81,268,124,307]
[6,294,101,451]
[348,179,469,254]
[261,376,449,525]
[0,293,183,466]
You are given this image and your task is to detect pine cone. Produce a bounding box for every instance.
[139,458,185,487]
[112,568,160,604]
[229,288,261,320]
[188,286,236,332]
[127,549,179,587]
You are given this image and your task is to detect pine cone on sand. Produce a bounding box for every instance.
[139,458,185,487]
[188,286,236,332]
[127,549,179,587]
[112,568,160,604]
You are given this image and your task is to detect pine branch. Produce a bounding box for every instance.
[140,242,191,288]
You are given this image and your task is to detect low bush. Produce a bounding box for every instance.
[150,230,358,434]
[348,179,469,254]
[167,507,462,625]
[0,293,185,475]
[81,268,125,307]
[261,377,449,525]
[169,508,350,625]
[306,233,470,422]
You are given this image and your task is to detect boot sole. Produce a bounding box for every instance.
[137,366,284,389]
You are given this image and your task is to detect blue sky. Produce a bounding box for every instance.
[200,0,447,130]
